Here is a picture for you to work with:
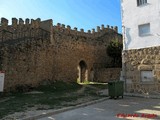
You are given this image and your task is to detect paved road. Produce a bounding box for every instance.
[38,97,160,120]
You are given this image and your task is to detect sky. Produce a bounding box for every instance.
[0,0,122,33]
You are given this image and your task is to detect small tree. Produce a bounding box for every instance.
[107,39,123,67]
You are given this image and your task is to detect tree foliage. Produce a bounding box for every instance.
[107,39,123,67]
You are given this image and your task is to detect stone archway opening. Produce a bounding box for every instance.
[77,60,88,83]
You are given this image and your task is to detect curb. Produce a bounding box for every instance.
[22,97,109,120]
[124,93,160,99]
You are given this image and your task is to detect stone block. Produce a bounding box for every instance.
[155,60,160,64]
[131,61,139,66]
[138,65,152,70]
[141,58,152,65]
[155,65,160,70]
[126,79,132,84]
[155,71,160,79]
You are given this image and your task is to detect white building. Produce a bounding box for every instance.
[121,0,160,94]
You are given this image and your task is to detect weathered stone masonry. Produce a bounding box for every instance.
[123,46,160,94]
[0,17,122,91]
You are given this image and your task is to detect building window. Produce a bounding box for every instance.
[138,23,150,36]
[141,71,153,82]
[137,0,147,6]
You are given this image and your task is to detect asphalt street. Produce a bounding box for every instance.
[38,96,160,120]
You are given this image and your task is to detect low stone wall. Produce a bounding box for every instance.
[95,68,121,82]
[123,46,160,94]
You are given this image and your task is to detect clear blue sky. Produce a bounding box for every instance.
[0,0,122,33]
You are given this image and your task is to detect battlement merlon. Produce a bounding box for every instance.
[74,27,77,31]
[31,18,41,28]
[19,18,24,25]
[97,26,100,32]
[53,22,118,33]
[25,18,30,25]
[1,17,8,29]
[113,26,118,33]
[0,17,119,33]
[12,18,30,28]
[62,24,65,28]
[101,24,105,30]
[67,25,71,30]
[0,17,43,29]
[80,29,84,33]
[88,30,91,33]
[92,29,95,33]
[12,18,18,28]
[57,23,61,28]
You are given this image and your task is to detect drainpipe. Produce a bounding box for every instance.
[122,25,127,92]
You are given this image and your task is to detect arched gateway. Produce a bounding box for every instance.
[77,60,88,83]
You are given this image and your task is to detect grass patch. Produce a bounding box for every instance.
[36,81,81,93]
[0,81,107,119]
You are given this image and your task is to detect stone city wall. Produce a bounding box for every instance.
[0,17,122,91]
[95,68,121,82]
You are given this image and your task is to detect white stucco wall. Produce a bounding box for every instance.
[121,0,160,50]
